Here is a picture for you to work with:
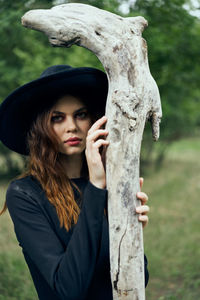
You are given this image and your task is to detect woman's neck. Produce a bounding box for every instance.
[59,153,83,179]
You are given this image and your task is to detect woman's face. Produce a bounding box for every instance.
[51,95,92,156]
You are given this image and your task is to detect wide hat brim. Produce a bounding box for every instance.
[0,66,108,155]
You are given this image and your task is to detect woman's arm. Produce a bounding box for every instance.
[6,179,107,300]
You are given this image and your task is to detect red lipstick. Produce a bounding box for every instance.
[65,137,81,146]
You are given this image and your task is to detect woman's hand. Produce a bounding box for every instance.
[136,178,149,228]
[85,116,109,189]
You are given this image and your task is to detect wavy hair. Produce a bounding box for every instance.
[0,104,92,231]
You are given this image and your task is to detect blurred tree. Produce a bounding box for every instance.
[0,0,200,177]
[65,0,120,12]
[130,0,200,168]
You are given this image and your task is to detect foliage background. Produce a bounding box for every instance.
[0,0,200,177]
[0,0,200,299]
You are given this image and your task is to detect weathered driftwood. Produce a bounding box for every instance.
[22,3,162,300]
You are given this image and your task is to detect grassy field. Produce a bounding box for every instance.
[0,137,200,300]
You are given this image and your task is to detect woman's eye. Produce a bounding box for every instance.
[75,111,88,119]
[51,115,63,122]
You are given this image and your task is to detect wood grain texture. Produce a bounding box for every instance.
[22,4,162,299]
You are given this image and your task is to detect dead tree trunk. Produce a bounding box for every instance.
[22,3,162,299]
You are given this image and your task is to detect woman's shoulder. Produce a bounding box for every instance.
[8,175,41,192]
[6,175,43,205]
[6,176,47,220]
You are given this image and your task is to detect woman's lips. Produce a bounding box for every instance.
[64,138,82,146]
[66,140,81,146]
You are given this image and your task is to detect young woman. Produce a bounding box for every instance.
[0,65,149,300]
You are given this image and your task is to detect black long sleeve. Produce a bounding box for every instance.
[6,177,108,300]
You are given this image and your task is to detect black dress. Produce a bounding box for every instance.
[6,175,148,300]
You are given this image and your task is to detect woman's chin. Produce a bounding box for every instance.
[59,147,84,156]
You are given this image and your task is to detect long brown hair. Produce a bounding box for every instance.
[0,105,91,231]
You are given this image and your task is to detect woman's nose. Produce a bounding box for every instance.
[65,117,77,132]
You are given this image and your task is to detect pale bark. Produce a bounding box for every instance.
[22,4,162,300]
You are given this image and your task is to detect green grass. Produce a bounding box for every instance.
[144,137,200,299]
[0,137,200,299]
[0,184,37,300]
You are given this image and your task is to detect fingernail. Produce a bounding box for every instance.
[136,207,140,213]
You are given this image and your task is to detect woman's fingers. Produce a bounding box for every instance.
[93,139,109,149]
[136,205,149,228]
[137,191,148,205]
[136,205,150,214]
[86,129,108,142]
[85,116,109,189]
[136,182,149,228]
[139,177,144,189]
[86,116,109,162]
[138,215,149,227]
[86,139,109,156]
[88,116,107,134]
[86,131,109,157]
